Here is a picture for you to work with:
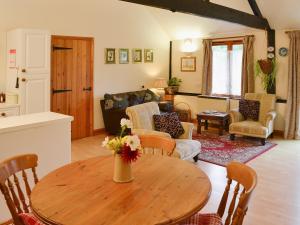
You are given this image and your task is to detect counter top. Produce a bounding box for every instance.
[0,112,73,134]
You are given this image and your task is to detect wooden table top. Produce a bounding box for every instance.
[198,112,229,119]
[30,155,211,225]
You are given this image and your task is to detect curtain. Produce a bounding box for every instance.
[201,40,213,95]
[241,36,255,96]
[285,31,300,139]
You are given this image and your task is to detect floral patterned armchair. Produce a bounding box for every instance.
[126,102,201,161]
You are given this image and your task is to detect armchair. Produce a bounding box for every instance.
[126,102,201,161]
[229,93,277,145]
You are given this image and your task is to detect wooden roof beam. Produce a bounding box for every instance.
[120,0,270,30]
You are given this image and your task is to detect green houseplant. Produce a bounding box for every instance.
[255,59,277,94]
[165,77,182,94]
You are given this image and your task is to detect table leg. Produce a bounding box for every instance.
[219,120,224,136]
[197,119,202,134]
[225,119,229,132]
[205,120,208,130]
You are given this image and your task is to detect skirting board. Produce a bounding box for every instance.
[93,128,106,136]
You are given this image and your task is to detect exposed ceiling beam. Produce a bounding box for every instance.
[247,0,271,30]
[120,0,270,30]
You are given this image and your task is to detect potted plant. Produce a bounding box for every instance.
[165,77,182,94]
[255,59,277,94]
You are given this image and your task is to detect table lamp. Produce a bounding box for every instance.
[153,78,168,99]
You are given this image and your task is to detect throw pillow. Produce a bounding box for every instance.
[239,99,260,121]
[153,112,184,138]
[19,213,45,225]
[128,93,144,106]
[144,89,160,102]
[104,94,129,110]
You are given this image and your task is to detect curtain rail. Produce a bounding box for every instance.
[203,35,255,41]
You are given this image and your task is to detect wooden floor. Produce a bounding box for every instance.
[72,132,300,225]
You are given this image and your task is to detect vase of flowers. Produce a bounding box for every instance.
[102,119,141,183]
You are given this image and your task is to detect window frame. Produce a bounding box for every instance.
[211,40,244,98]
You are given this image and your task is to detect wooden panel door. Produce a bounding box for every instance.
[51,36,94,140]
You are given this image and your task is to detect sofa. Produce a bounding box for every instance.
[100,89,164,134]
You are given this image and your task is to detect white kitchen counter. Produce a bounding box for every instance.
[0,112,73,134]
[0,112,73,222]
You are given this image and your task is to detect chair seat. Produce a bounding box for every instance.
[19,213,45,225]
[175,139,201,160]
[230,120,269,138]
[182,213,223,225]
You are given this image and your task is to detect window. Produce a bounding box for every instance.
[212,41,243,97]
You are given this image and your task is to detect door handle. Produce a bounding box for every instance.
[52,89,72,94]
[83,87,92,91]
[21,78,26,82]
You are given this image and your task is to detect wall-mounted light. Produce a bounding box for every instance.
[181,39,197,53]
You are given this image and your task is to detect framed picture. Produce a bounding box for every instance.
[132,49,143,63]
[144,49,154,63]
[105,48,116,64]
[119,49,129,64]
[181,57,196,72]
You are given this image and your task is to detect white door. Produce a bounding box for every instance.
[19,30,50,114]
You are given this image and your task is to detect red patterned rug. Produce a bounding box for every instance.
[193,132,277,167]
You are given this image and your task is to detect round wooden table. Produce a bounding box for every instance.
[31,155,211,225]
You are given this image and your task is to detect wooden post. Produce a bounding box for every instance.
[267,29,276,94]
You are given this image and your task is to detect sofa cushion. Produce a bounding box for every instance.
[153,112,184,138]
[144,89,160,102]
[175,139,201,160]
[104,94,129,110]
[239,99,260,121]
[230,121,269,138]
[128,93,144,106]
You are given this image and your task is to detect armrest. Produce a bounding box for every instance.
[131,129,171,138]
[230,109,244,123]
[265,111,277,126]
[178,122,194,140]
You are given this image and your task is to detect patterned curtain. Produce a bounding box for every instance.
[241,36,255,96]
[201,40,213,95]
[285,31,300,139]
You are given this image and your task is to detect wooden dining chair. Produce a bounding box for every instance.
[0,154,40,225]
[139,135,177,157]
[182,161,257,225]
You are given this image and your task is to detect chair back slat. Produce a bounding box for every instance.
[217,179,232,217]
[22,170,32,197]
[139,135,176,157]
[0,183,24,225]
[0,154,39,225]
[7,178,22,213]
[224,183,240,225]
[217,162,257,225]
[13,174,29,213]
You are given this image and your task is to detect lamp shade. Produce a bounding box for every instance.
[154,78,168,89]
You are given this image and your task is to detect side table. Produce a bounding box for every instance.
[197,112,230,136]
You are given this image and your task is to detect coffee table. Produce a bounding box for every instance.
[197,112,230,135]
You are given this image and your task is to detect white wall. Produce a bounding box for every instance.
[0,0,170,129]
[172,30,290,131]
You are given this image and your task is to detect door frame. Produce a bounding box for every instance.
[50,35,95,137]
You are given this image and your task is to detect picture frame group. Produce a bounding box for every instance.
[105,48,154,64]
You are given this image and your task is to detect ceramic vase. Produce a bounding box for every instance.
[113,154,133,183]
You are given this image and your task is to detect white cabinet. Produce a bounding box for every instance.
[6,29,50,115]
[0,104,20,119]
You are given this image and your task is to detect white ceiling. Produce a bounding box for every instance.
[141,0,300,40]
